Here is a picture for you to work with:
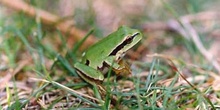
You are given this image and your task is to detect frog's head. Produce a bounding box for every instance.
[110,26,142,57]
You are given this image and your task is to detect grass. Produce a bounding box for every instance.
[0,0,220,109]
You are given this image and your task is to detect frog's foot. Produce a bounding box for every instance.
[104,56,131,76]
[113,60,131,76]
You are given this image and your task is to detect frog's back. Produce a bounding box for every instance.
[83,32,122,67]
[82,26,138,68]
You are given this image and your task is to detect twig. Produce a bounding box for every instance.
[142,11,220,33]
[181,11,220,22]
[0,0,97,50]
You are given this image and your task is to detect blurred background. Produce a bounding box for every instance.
[1,0,219,71]
[1,0,220,109]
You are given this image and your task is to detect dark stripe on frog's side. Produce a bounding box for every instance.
[96,32,140,70]
[84,32,140,71]
[109,33,140,56]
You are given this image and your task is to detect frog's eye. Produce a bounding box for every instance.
[125,32,140,44]
[125,36,133,44]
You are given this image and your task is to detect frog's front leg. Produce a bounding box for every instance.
[74,62,106,94]
[104,56,131,75]
[74,62,104,85]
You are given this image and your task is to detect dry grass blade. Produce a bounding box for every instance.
[180,19,220,74]
[30,78,102,103]
[147,53,216,109]
[142,10,220,74]
[0,59,30,90]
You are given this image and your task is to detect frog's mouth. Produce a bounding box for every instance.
[110,32,140,56]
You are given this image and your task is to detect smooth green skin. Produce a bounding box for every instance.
[74,26,142,85]
[74,62,104,86]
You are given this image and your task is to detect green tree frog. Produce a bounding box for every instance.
[74,26,142,89]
